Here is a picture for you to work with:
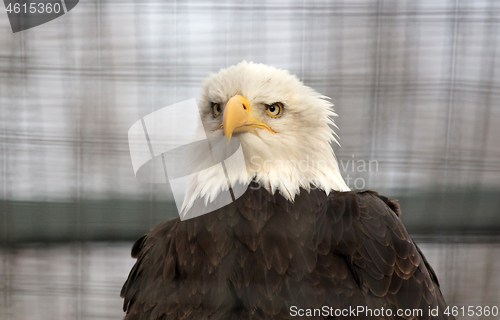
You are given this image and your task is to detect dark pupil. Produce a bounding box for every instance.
[216,105,220,112]
[269,105,276,113]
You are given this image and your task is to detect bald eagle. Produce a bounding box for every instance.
[121,62,454,320]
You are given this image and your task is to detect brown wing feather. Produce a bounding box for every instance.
[121,186,454,320]
[327,190,454,320]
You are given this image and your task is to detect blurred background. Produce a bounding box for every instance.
[1,0,499,319]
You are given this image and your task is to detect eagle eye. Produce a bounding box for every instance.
[212,102,221,118]
[265,102,283,117]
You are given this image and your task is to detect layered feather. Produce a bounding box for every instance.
[121,185,454,320]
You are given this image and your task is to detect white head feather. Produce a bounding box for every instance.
[181,61,349,215]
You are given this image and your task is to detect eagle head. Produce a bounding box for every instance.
[183,61,349,214]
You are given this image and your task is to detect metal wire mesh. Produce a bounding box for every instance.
[1,241,499,320]
[1,0,500,319]
[1,0,500,204]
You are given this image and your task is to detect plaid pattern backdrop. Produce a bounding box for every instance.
[1,0,499,319]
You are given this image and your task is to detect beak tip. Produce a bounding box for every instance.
[225,136,231,145]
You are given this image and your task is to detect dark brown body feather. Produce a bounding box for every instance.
[121,185,454,320]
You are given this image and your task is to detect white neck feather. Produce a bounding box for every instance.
[180,130,349,216]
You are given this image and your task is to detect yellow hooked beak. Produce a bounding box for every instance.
[222,95,275,144]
